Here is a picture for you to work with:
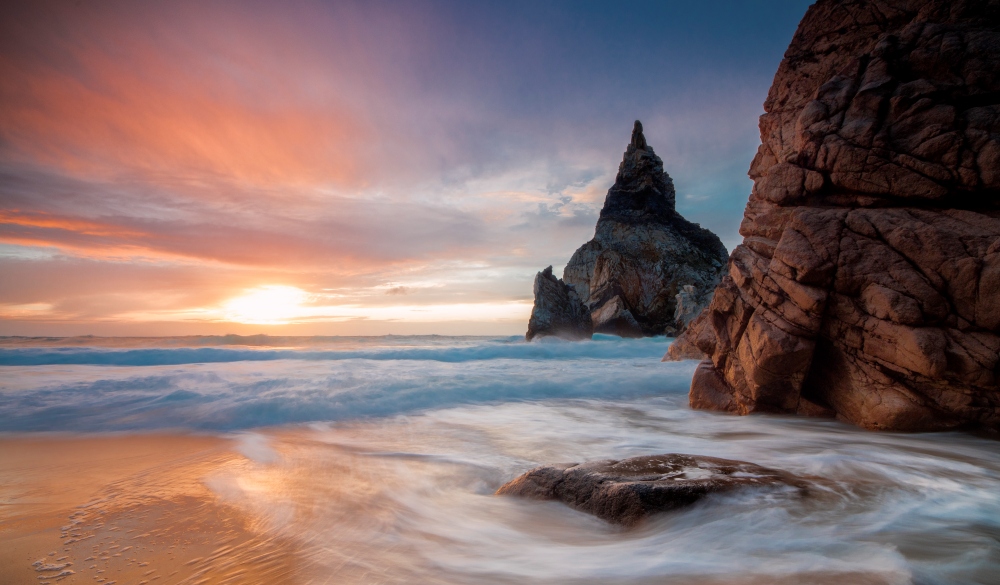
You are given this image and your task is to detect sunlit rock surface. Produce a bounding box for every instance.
[668,0,1000,432]
[527,121,728,340]
[496,453,805,526]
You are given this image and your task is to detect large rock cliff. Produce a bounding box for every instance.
[527,122,728,340]
[669,0,1000,431]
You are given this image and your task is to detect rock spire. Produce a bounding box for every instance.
[526,121,728,340]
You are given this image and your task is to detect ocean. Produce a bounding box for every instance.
[1,334,998,584]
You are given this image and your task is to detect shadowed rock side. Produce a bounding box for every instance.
[496,454,805,526]
[526,266,593,341]
[667,0,1000,431]
[527,121,728,340]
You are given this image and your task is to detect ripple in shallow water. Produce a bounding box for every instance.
[204,397,1000,584]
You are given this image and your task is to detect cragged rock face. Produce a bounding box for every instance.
[568,121,729,337]
[526,266,593,341]
[669,0,1000,432]
[496,453,806,526]
[526,121,728,340]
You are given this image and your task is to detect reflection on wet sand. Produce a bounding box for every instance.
[0,435,297,585]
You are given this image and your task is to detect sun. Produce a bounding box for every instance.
[222,285,308,324]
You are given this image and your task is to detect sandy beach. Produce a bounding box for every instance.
[0,434,297,585]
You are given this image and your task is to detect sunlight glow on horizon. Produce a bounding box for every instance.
[222,285,310,325]
[209,284,532,326]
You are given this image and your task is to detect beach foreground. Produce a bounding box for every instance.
[0,434,298,585]
[1,336,999,584]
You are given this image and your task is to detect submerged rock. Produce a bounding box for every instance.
[526,121,728,340]
[668,0,1000,431]
[496,453,804,526]
[526,266,593,341]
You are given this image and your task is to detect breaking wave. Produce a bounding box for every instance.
[0,335,691,431]
[0,334,668,366]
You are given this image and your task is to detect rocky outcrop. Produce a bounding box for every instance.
[668,0,1000,431]
[496,454,805,526]
[527,121,728,340]
[526,266,593,341]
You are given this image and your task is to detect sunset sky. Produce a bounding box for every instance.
[0,0,811,336]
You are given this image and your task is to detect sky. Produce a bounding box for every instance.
[0,0,813,336]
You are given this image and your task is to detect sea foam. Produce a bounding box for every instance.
[0,334,667,366]
[0,335,691,432]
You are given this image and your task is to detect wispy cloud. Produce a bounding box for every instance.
[0,0,810,334]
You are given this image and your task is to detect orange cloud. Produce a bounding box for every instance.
[0,210,145,237]
[0,2,385,189]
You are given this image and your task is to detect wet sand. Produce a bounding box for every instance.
[0,434,298,585]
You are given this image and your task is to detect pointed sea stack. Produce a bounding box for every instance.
[668,0,1000,432]
[526,121,728,341]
